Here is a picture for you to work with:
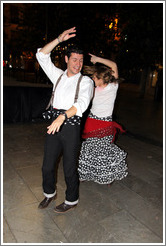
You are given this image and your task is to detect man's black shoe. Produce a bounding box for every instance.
[54,202,77,213]
[38,195,56,209]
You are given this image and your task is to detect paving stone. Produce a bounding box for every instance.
[99,210,162,243]
[3,217,17,243]
[3,162,38,212]
[107,183,163,239]
[4,204,68,243]
[3,119,163,244]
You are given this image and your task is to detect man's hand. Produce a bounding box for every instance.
[38,27,76,55]
[47,115,65,134]
[58,27,76,43]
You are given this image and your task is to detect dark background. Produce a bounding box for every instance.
[3,2,163,123]
[4,3,163,76]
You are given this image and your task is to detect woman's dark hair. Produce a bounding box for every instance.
[66,45,84,59]
[83,65,118,84]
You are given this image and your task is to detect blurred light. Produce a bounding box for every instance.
[109,22,113,29]
[115,18,118,24]
[126,50,129,52]
[115,33,120,41]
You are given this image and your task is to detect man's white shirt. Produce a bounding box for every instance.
[36,49,94,117]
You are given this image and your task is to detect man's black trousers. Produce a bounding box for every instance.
[42,122,80,203]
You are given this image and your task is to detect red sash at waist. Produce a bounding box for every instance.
[82,117,125,142]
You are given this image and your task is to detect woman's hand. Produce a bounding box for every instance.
[89,53,118,78]
[58,27,76,43]
[89,53,99,64]
[47,115,65,134]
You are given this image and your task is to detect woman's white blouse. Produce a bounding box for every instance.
[36,49,94,117]
[90,83,119,118]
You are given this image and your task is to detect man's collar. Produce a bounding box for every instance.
[64,69,81,79]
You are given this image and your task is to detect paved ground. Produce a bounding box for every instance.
[2,79,164,244]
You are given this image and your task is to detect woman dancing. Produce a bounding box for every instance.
[78,54,128,185]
